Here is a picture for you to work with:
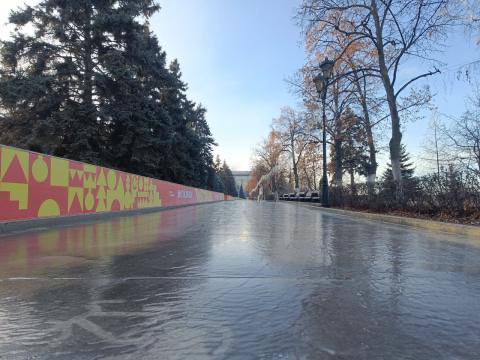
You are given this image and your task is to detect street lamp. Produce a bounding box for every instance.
[313,57,334,207]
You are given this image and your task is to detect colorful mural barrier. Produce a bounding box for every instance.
[0,144,224,222]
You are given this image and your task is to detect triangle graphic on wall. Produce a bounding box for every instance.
[1,155,28,183]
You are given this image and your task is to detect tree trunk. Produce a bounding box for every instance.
[365,126,377,194]
[473,139,480,174]
[349,169,357,207]
[333,82,343,188]
[434,121,441,178]
[386,92,403,201]
[334,140,343,187]
[353,74,377,197]
[291,138,300,189]
[371,0,403,201]
[81,4,98,159]
[304,166,312,190]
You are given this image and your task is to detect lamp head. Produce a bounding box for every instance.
[313,73,325,96]
[320,57,334,80]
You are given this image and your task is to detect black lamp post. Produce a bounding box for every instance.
[313,58,334,207]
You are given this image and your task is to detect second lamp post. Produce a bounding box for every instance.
[313,58,334,207]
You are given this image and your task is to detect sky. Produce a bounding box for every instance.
[151,0,305,170]
[1,0,479,172]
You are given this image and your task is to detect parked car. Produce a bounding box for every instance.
[288,193,296,201]
[298,192,307,201]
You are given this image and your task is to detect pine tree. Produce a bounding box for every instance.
[238,184,246,199]
[381,144,419,201]
[342,112,369,188]
[209,155,225,193]
[220,160,237,196]
[157,60,216,188]
[0,0,160,164]
[0,0,217,189]
[214,175,225,193]
[182,101,216,188]
[104,22,173,178]
[214,155,223,173]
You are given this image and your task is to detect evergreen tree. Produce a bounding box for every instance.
[213,174,225,193]
[183,101,216,188]
[0,0,160,164]
[156,60,216,187]
[210,155,225,193]
[214,155,223,173]
[238,184,246,199]
[103,21,173,177]
[342,112,369,188]
[219,160,237,196]
[381,144,419,201]
[0,0,217,189]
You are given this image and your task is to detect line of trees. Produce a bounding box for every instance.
[213,155,238,197]
[249,0,480,221]
[0,0,235,194]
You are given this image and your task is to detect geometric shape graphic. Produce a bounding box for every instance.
[124,191,134,209]
[0,182,29,210]
[32,155,49,183]
[50,157,69,187]
[125,176,131,191]
[95,169,108,214]
[116,176,125,193]
[83,173,96,189]
[96,201,106,212]
[107,176,125,211]
[69,169,84,187]
[0,148,29,183]
[97,169,107,187]
[85,191,94,211]
[132,176,138,191]
[68,187,84,212]
[0,145,223,222]
[84,164,97,174]
[107,170,117,189]
[38,199,60,217]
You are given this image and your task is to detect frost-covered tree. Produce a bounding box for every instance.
[0,0,217,189]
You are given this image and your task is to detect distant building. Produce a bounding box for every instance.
[232,171,251,194]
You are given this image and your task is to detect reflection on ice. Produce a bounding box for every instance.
[0,201,479,359]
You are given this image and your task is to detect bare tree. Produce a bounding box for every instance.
[327,78,355,188]
[254,130,284,172]
[459,0,480,29]
[297,141,323,190]
[445,94,480,175]
[421,109,453,176]
[299,0,457,200]
[273,107,312,189]
[298,64,355,189]
[248,130,287,199]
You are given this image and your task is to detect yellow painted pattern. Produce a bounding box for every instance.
[38,199,61,217]
[50,157,69,187]
[0,144,222,222]
[32,156,48,183]
[0,147,29,182]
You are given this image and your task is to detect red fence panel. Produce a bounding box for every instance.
[0,145,224,222]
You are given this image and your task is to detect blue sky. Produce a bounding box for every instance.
[1,1,480,171]
[152,1,480,171]
[151,0,305,170]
